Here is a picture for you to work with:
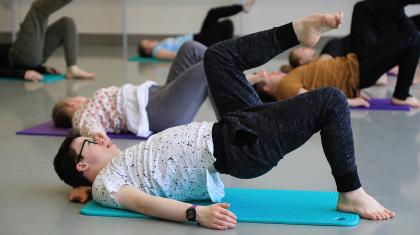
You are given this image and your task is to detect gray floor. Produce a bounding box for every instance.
[1,44,419,235]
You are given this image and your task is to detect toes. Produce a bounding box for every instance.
[385,209,396,218]
[372,211,382,220]
[378,211,387,220]
[361,212,377,220]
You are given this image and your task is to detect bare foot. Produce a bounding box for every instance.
[67,65,95,80]
[293,12,344,48]
[24,70,43,82]
[337,188,395,220]
[392,96,420,108]
[375,74,388,86]
[242,0,256,13]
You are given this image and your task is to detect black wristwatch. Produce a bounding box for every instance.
[186,204,198,222]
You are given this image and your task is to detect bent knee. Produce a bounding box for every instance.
[220,19,234,29]
[58,17,76,29]
[203,46,220,71]
[179,41,207,60]
[220,20,234,36]
[322,87,347,103]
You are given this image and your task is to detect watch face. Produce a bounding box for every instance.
[186,208,196,221]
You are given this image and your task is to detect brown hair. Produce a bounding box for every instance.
[137,41,152,57]
[52,100,73,128]
[288,49,301,68]
[279,64,294,73]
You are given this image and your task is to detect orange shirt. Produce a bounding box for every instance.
[273,53,360,100]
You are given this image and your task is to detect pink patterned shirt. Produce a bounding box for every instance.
[72,86,127,138]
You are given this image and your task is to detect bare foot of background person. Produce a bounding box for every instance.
[67,65,95,80]
[242,0,256,13]
[392,96,420,108]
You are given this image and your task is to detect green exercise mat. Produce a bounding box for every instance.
[128,56,170,63]
[0,74,65,83]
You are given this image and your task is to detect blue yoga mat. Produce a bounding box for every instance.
[128,56,170,63]
[0,74,65,83]
[80,188,359,227]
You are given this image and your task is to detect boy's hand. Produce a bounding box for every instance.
[196,203,237,230]
[68,186,92,203]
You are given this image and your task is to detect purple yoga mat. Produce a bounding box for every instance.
[16,121,148,140]
[350,98,410,111]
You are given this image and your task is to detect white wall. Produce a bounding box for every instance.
[1,0,420,37]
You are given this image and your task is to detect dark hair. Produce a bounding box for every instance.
[137,41,152,57]
[279,64,294,73]
[53,128,92,187]
[52,100,73,128]
[288,49,301,68]
[253,84,276,103]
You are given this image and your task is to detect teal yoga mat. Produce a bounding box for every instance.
[0,74,65,83]
[80,188,359,226]
[128,56,170,63]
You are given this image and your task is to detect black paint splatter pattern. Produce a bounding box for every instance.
[92,122,225,208]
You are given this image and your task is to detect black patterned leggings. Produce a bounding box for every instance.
[205,23,361,192]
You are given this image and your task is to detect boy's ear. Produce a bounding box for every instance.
[76,162,89,172]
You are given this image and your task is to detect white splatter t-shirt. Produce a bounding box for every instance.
[92,122,225,208]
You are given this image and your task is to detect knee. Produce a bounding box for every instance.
[321,87,348,106]
[58,17,76,31]
[221,20,234,31]
[204,46,220,72]
[179,41,207,61]
[220,20,234,37]
[353,1,368,12]
[204,39,233,71]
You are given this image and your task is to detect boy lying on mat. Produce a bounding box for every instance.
[54,13,394,230]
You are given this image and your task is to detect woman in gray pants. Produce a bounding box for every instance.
[5,0,94,81]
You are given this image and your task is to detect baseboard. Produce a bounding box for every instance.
[0,32,179,46]
[0,32,335,47]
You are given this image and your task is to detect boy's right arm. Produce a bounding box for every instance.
[115,185,237,230]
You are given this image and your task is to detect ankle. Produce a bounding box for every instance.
[340,187,365,200]
[68,65,79,71]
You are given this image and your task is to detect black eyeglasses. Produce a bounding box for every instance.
[76,139,97,163]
